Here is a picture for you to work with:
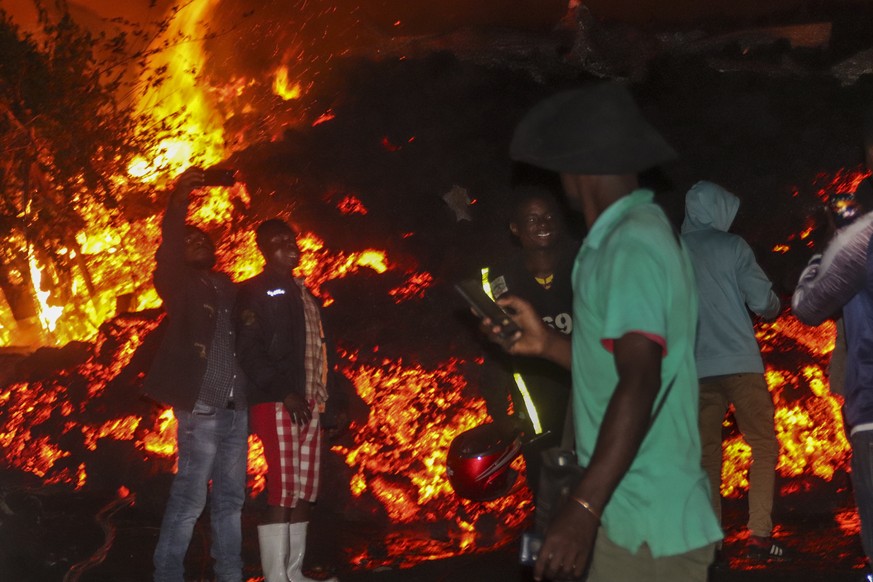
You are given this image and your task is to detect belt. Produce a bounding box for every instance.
[225,400,236,410]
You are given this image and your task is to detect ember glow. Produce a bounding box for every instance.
[273,66,304,101]
[336,194,369,215]
[1,0,872,572]
[813,166,871,202]
[333,353,531,567]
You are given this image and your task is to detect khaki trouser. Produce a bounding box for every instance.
[587,531,715,582]
[698,372,778,537]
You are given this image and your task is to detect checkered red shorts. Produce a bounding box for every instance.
[249,402,322,507]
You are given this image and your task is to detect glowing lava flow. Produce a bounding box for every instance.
[0,314,158,487]
[0,260,857,569]
[333,353,531,568]
[717,315,850,499]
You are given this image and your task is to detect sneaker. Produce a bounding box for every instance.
[746,535,792,561]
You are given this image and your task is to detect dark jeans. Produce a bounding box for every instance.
[852,429,873,567]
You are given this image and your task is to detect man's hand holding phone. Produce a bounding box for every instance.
[482,295,547,355]
[454,280,520,340]
[455,279,571,367]
[169,167,206,207]
[483,295,573,370]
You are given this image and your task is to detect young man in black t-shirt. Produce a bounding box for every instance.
[479,187,577,494]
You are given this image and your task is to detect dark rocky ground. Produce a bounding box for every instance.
[0,466,868,581]
[6,5,873,582]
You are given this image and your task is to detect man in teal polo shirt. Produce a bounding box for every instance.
[488,83,721,581]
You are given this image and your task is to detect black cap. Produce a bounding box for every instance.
[510,83,677,175]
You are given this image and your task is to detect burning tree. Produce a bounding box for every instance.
[0,7,185,346]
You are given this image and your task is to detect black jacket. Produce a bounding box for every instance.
[235,269,308,405]
[141,201,237,411]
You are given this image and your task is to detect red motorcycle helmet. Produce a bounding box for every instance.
[446,423,522,501]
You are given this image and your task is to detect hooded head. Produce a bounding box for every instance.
[681,181,740,234]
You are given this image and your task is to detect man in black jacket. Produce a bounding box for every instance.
[144,167,249,582]
[236,218,337,582]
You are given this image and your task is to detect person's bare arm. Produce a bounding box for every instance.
[533,332,662,581]
[479,295,572,368]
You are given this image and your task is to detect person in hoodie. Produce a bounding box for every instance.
[235,218,338,582]
[681,180,786,561]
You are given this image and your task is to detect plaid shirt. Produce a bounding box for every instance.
[296,279,329,408]
[197,273,246,408]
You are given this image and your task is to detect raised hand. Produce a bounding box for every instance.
[169,167,206,207]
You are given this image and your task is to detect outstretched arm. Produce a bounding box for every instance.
[153,168,206,303]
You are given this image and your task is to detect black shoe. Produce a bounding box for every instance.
[746,536,792,561]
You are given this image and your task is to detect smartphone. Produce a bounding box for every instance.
[454,279,521,340]
[519,530,544,566]
[202,167,237,186]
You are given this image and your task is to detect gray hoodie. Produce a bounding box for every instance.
[681,181,781,378]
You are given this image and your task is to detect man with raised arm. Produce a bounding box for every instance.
[144,167,248,582]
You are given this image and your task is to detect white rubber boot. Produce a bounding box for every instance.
[258,523,290,582]
[287,521,338,582]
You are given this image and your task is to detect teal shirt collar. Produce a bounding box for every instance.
[584,189,655,250]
